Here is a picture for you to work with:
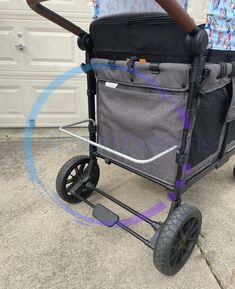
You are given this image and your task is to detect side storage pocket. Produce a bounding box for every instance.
[188,84,231,167]
[91,58,191,187]
[224,76,235,153]
[188,63,232,173]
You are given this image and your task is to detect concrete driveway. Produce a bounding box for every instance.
[0,129,235,289]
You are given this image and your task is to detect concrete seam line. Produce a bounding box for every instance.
[197,235,224,289]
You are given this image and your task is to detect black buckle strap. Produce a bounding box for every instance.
[108,60,116,70]
[150,63,160,75]
[176,152,188,166]
[127,56,138,82]
[197,68,210,88]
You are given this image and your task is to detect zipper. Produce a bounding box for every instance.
[94,49,190,59]
[91,15,174,26]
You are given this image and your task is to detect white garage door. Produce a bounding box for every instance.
[0,0,92,127]
[0,0,207,128]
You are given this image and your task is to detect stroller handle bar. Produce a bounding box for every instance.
[59,119,178,165]
[26,0,87,36]
[154,0,196,33]
[26,0,197,36]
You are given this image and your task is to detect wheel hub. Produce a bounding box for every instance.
[180,235,188,246]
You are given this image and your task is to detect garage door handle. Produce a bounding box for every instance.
[26,0,87,37]
[15,44,26,50]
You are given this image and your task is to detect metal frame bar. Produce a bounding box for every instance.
[186,146,235,188]
[172,54,207,206]
[117,222,153,248]
[90,186,161,230]
[97,153,174,190]
[70,188,154,248]
[59,119,178,165]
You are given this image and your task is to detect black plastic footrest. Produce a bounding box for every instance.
[92,204,119,227]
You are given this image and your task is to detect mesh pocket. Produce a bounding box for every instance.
[189,85,231,167]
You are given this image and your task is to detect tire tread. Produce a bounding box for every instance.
[154,204,202,276]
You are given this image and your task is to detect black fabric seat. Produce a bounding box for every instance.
[90,12,190,63]
[90,12,235,64]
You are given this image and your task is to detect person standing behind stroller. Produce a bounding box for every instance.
[92,0,188,18]
[204,0,235,51]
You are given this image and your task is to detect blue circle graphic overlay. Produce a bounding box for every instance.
[23,63,185,227]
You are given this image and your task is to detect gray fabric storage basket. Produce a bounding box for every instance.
[186,63,232,180]
[91,58,233,188]
[225,75,235,153]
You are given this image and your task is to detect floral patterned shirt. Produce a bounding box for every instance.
[205,0,235,50]
[92,0,188,18]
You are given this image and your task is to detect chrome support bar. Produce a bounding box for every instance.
[59,119,178,165]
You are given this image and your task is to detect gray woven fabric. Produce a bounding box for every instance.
[225,74,235,152]
[186,63,233,179]
[201,63,232,93]
[91,58,190,91]
[186,124,227,180]
[91,59,232,187]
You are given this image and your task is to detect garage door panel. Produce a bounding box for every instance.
[0,0,11,10]
[0,20,26,72]
[0,0,91,14]
[31,80,88,126]
[34,88,77,114]
[44,0,92,14]
[0,77,88,127]
[188,0,207,24]
[26,30,76,67]
[0,86,25,118]
[0,27,21,68]
[0,0,27,11]
[0,18,83,72]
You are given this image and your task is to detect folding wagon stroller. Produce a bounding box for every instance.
[27,0,235,275]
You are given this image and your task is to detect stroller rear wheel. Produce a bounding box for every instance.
[153,204,202,276]
[56,155,100,204]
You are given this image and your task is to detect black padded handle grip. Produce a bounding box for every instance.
[26,0,87,36]
[154,0,196,33]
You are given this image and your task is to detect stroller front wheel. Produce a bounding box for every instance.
[153,204,202,276]
[56,155,100,204]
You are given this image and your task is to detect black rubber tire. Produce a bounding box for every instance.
[233,166,235,178]
[56,155,100,204]
[153,204,202,276]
